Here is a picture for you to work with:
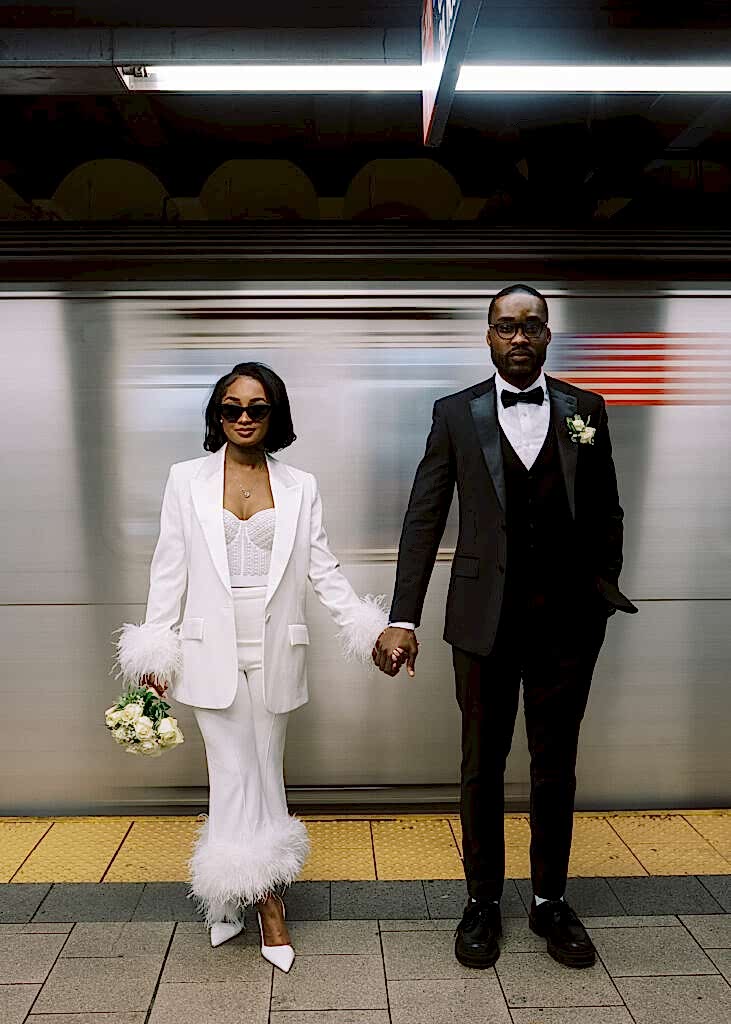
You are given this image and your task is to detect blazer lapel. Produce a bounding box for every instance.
[191,445,231,592]
[266,455,303,605]
[548,379,578,519]
[470,381,505,511]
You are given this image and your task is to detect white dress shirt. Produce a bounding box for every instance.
[389,372,550,632]
[494,369,550,471]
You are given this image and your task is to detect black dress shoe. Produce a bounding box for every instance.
[529,898,596,968]
[454,899,502,969]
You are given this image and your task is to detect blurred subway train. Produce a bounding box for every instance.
[0,226,729,814]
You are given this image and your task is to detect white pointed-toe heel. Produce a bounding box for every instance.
[257,895,295,973]
[210,918,244,948]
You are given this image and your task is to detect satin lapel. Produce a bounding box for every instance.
[469,383,505,511]
[190,445,231,592]
[266,455,303,605]
[549,382,578,519]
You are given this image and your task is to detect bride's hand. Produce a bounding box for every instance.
[140,674,168,697]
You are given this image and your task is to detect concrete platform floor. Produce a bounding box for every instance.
[1,877,730,1024]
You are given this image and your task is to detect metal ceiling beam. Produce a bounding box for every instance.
[0,27,418,65]
[466,27,731,62]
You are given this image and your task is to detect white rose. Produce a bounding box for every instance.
[121,703,142,723]
[105,707,124,727]
[157,718,178,745]
[139,739,162,757]
[571,415,584,430]
[580,427,596,444]
[134,715,155,740]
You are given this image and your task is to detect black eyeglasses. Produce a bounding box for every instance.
[489,319,547,340]
[220,402,272,424]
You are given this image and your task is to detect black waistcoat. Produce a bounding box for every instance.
[500,423,581,611]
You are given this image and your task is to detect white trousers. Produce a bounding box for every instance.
[189,586,309,925]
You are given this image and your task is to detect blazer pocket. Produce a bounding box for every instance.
[180,617,204,640]
[288,624,310,646]
[453,555,479,579]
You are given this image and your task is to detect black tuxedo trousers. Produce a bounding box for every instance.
[454,599,608,903]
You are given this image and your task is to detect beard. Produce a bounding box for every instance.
[491,344,546,383]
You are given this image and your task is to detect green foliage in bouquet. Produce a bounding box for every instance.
[105,686,184,757]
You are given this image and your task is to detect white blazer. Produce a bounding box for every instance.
[117,445,387,713]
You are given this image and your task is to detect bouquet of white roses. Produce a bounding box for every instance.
[104,687,184,757]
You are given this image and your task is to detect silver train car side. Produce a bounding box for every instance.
[1,269,729,813]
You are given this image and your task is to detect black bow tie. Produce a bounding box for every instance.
[501,386,544,409]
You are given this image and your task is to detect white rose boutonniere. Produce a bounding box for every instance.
[566,413,596,445]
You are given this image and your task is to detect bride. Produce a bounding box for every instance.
[116,361,387,971]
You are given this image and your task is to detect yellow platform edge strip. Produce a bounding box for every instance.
[1,811,728,883]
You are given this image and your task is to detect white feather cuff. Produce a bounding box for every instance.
[337,593,390,665]
[115,621,182,686]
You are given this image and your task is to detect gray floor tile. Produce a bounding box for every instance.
[160,921,270,983]
[62,922,173,958]
[331,881,427,920]
[516,878,625,917]
[0,984,41,1024]
[616,975,731,1024]
[381,928,491,981]
[33,956,160,1014]
[706,948,731,982]
[281,882,331,921]
[496,952,622,1007]
[133,883,201,922]
[0,922,73,934]
[0,931,66,983]
[33,883,144,922]
[510,1010,634,1024]
[500,917,546,953]
[379,919,459,931]
[591,925,717,977]
[29,1016,146,1023]
[288,920,381,954]
[271,954,387,1012]
[148,981,269,1024]
[388,977,512,1024]
[584,916,679,928]
[271,1014,390,1024]
[680,913,731,948]
[0,884,51,923]
[423,878,524,919]
[608,876,723,916]
[699,876,731,912]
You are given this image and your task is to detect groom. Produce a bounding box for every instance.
[374,284,636,970]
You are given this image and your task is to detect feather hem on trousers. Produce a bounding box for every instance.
[189,815,310,925]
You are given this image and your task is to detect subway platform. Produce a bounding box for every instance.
[1,810,730,1023]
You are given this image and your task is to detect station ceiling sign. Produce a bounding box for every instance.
[422,0,483,146]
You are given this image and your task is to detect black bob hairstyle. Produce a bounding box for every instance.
[203,362,297,453]
[488,283,548,324]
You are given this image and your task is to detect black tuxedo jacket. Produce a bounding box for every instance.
[390,374,636,657]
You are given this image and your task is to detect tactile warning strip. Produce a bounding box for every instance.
[299,820,375,881]
[104,817,202,882]
[0,821,52,881]
[12,819,132,883]
[372,818,463,880]
[1,811,729,883]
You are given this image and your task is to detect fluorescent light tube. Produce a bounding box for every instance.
[457,65,731,92]
[120,65,423,92]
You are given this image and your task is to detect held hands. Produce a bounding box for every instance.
[372,627,418,678]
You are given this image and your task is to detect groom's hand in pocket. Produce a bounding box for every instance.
[373,627,419,678]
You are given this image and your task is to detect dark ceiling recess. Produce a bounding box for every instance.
[2,4,731,226]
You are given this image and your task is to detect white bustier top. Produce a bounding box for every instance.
[223,507,276,587]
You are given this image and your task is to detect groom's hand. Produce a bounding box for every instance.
[373,627,418,677]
